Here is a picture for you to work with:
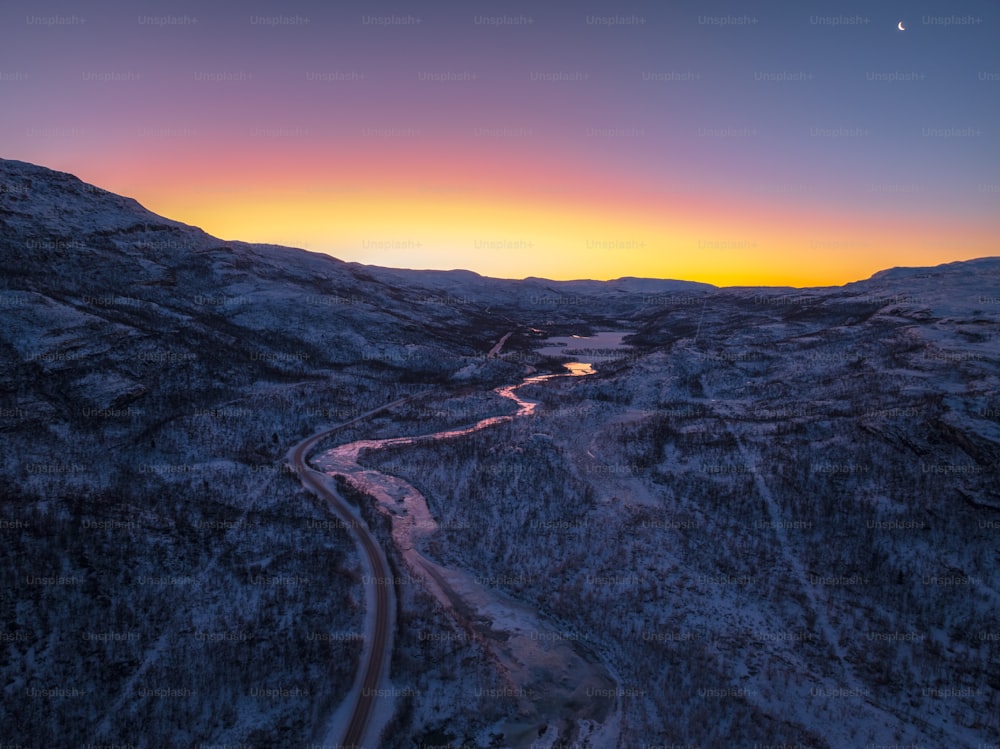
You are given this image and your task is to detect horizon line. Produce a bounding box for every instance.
[3,156,997,292]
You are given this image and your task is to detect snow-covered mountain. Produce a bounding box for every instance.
[2,158,998,747]
[355,254,1000,746]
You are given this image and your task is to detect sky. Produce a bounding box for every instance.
[1,0,997,286]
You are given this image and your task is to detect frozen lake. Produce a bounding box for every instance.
[535,330,633,365]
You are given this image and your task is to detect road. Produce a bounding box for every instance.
[289,397,412,749]
[289,346,586,745]
[487,331,513,358]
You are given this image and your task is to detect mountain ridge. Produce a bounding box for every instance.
[4,156,994,291]
[2,156,999,747]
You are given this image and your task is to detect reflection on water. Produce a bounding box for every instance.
[310,358,619,744]
[475,361,591,424]
[563,361,595,376]
[316,363,595,542]
[321,361,593,471]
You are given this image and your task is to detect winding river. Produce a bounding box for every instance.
[312,356,622,747]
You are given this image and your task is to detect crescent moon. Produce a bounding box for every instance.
[898,21,905,31]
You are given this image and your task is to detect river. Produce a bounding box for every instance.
[311,345,622,747]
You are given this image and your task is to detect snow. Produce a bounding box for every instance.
[311,366,621,746]
[4,157,998,747]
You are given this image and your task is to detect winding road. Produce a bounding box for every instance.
[290,331,622,746]
[289,397,412,749]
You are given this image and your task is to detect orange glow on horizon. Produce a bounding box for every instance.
[70,148,998,289]
[131,183,994,288]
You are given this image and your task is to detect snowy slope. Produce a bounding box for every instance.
[2,157,998,747]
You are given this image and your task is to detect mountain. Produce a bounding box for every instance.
[1,158,998,747]
[368,255,1000,746]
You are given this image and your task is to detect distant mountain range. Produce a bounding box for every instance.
[2,157,998,747]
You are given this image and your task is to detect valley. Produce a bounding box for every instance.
[306,335,626,748]
[1,159,998,748]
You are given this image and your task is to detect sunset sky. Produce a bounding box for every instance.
[1,0,997,286]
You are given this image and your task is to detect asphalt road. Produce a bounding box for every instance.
[289,397,411,748]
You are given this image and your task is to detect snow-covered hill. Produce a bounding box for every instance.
[1,158,997,747]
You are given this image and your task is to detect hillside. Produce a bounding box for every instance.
[1,158,997,747]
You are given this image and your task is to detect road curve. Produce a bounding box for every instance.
[289,397,412,748]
